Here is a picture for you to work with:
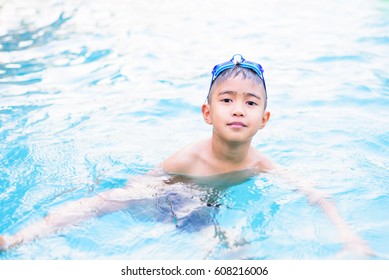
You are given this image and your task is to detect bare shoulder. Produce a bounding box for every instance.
[250,147,278,172]
[161,139,208,175]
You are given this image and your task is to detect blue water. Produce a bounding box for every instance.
[0,0,388,259]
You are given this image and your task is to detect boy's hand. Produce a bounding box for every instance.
[0,235,6,251]
[336,230,376,258]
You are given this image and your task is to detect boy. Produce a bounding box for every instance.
[0,55,373,257]
[162,54,273,176]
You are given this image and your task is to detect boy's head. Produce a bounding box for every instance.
[206,54,267,110]
[202,54,270,143]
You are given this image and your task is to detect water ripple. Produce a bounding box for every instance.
[0,13,71,52]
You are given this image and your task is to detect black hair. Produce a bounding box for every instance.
[207,66,267,109]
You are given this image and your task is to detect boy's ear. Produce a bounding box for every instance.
[202,104,212,125]
[260,111,271,129]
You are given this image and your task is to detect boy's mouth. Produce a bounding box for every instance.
[227,122,247,128]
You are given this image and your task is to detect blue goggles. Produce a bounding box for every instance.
[209,54,267,96]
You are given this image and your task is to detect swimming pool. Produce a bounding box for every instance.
[0,0,388,259]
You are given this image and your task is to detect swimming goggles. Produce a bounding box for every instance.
[209,54,267,94]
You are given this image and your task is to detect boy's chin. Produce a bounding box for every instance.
[223,134,253,144]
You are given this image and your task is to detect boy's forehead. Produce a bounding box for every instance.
[210,76,265,98]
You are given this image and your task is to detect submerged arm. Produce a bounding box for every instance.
[0,173,166,251]
[272,168,374,257]
[0,187,135,251]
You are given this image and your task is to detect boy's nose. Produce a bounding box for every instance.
[232,104,245,117]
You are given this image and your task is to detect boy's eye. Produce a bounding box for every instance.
[247,101,257,106]
[221,98,233,103]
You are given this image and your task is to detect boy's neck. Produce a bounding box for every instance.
[210,134,252,165]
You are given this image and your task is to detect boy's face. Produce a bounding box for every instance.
[202,75,270,144]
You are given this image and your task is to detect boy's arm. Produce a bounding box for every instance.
[272,168,374,257]
[0,188,131,251]
[0,175,163,251]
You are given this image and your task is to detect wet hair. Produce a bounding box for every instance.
[207,66,267,109]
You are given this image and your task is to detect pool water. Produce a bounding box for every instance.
[0,0,388,259]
